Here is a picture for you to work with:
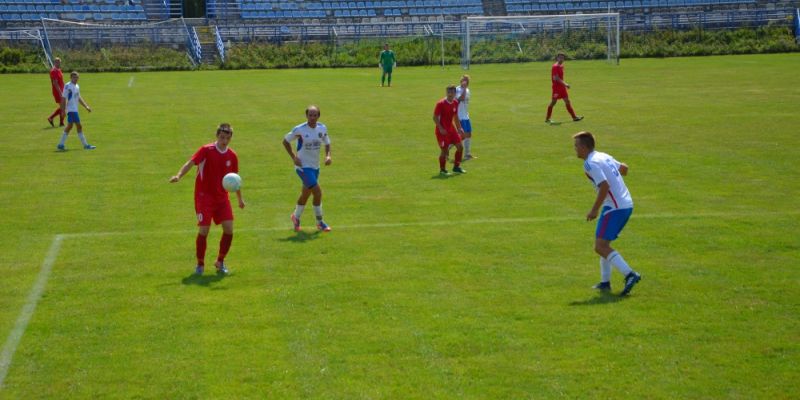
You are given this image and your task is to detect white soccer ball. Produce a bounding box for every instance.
[222,173,242,192]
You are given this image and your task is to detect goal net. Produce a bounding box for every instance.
[40,18,195,71]
[461,13,620,69]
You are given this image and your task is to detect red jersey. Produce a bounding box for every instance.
[434,98,459,135]
[191,143,239,200]
[50,67,64,99]
[551,63,565,90]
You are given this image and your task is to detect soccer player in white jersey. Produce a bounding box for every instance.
[455,75,476,160]
[57,71,95,151]
[573,131,641,296]
[282,105,333,232]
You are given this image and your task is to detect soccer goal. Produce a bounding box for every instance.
[40,18,197,70]
[461,13,620,69]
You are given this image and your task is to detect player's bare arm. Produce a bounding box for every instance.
[453,114,464,135]
[324,144,332,166]
[282,139,303,167]
[169,160,194,183]
[433,114,446,133]
[235,189,245,209]
[587,181,610,221]
[79,97,92,112]
[618,163,628,176]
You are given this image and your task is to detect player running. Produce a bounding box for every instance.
[379,43,396,87]
[455,74,476,161]
[57,71,96,151]
[434,85,465,175]
[170,123,245,275]
[283,105,333,232]
[47,57,65,127]
[546,52,583,124]
[573,131,641,296]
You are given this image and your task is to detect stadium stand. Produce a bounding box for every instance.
[0,0,147,23]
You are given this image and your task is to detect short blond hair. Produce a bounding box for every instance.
[572,131,595,150]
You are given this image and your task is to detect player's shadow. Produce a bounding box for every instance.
[547,121,564,126]
[181,272,228,287]
[279,231,321,243]
[430,172,465,180]
[568,292,628,306]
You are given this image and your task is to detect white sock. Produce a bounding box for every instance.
[294,205,305,218]
[313,205,323,221]
[58,132,68,146]
[600,257,612,282]
[77,132,88,147]
[463,138,471,155]
[607,250,633,276]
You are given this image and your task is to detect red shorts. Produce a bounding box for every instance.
[195,192,233,226]
[552,87,569,100]
[435,130,462,149]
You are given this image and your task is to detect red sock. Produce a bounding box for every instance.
[217,233,233,262]
[546,104,554,120]
[59,110,65,124]
[454,148,463,167]
[48,107,61,120]
[439,155,446,170]
[196,234,207,265]
[566,104,577,118]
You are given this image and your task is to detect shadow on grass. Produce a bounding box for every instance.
[181,271,228,287]
[430,172,466,180]
[569,291,628,306]
[279,230,321,243]
[547,121,564,126]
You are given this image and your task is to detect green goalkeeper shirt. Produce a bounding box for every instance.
[380,50,396,68]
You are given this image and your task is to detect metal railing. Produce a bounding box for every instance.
[215,25,225,63]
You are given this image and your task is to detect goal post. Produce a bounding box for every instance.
[461,13,620,69]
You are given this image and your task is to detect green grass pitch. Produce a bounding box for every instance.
[1,53,798,398]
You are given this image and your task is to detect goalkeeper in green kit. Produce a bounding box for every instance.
[379,43,396,87]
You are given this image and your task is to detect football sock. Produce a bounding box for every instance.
[381,74,385,86]
[217,233,232,262]
[58,132,68,146]
[196,234,207,266]
[566,104,577,118]
[313,205,323,220]
[600,257,612,283]
[454,148,463,167]
[546,105,554,120]
[387,74,391,86]
[48,107,61,121]
[59,110,65,124]
[463,138,471,155]
[294,205,305,218]
[607,250,633,276]
[77,132,88,147]
[439,155,446,170]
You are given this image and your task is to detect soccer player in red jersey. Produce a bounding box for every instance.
[433,85,466,175]
[47,57,65,127]
[170,123,245,275]
[546,52,583,124]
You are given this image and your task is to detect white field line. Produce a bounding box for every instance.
[60,210,799,239]
[127,76,135,88]
[0,235,63,389]
[0,208,796,389]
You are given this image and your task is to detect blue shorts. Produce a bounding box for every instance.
[596,206,633,241]
[459,119,472,133]
[295,167,320,189]
[67,112,80,124]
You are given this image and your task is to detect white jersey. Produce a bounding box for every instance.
[455,86,470,120]
[583,151,633,210]
[62,81,81,113]
[284,122,330,169]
